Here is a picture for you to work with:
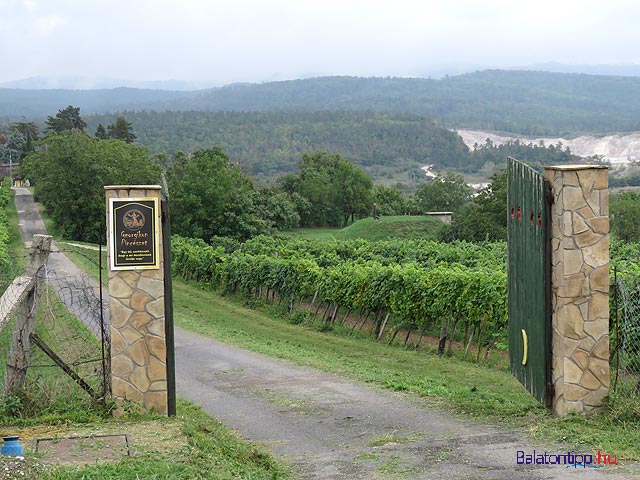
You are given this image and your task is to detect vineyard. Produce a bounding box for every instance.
[171,234,640,364]
[172,235,509,359]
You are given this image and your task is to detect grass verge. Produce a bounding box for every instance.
[2,400,290,480]
[0,187,27,289]
[57,242,109,287]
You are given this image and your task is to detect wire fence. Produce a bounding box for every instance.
[0,247,110,405]
[611,269,640,402]
[34,257,110,400]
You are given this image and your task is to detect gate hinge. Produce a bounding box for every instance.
[545,182,554,205]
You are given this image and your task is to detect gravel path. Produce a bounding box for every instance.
[13,187,640,479]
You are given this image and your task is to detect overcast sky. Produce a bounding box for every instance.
[2,0,640,87]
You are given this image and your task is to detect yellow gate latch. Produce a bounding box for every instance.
[521,329,528,366]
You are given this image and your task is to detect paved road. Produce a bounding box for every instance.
[13,187,107,338]
[13,187,640,479]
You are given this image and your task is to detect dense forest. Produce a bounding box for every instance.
[84,111,469,183]
[3,109,581,186]
[3,70,640,136]
[15,109,574,245]
[13,102,636,247]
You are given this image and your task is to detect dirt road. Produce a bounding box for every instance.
[13,187,639,479]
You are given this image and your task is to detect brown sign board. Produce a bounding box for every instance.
[108,198,160,270]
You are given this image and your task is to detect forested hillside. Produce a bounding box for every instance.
[159,71,640,135]
[3,109,581,186]
[85,111,469,182]
[3,70,640,135]
[84,110,577,182]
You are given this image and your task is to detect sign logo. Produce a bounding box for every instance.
[123,209,146,231]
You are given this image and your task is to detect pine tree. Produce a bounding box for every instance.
[95,124,108,140]
[106,116,136,144]
[45,106,87,133]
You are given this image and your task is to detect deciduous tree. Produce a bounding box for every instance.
[293,152,373,227]
[167,148,268,241]
[373,185,410,216]
[21,132,160,242]
[414,173,471,213]
[440,170,507,242]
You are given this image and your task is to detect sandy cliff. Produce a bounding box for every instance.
[457,130,640,166]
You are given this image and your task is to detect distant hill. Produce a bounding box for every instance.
[0,76,213,91]
[3,70,640,135]
[0,87,192,117]
[523,63,640,77]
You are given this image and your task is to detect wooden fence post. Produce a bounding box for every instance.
[3,234,52,394]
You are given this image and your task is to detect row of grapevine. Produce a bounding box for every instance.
[172,235,508,350]
[238,235,507,270]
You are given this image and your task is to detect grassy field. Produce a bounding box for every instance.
[279,226,342,241]
[57,242,640,460]
[283,215,445,241]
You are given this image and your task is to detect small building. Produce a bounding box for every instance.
[426,212,452,224]
[0,162,23,186]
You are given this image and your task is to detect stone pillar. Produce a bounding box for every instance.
[105,185,167,415]
[544,166,609,416]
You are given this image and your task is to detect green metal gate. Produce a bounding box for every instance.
[507,157,552,407]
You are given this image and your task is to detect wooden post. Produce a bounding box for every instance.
[3,234,52,394]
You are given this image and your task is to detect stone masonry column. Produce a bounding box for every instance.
[105,185,167,415]
[544,166,609,416]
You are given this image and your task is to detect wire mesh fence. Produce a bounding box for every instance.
[0,246,110,406]
[611,269,640,402]
[33,257,110,400]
